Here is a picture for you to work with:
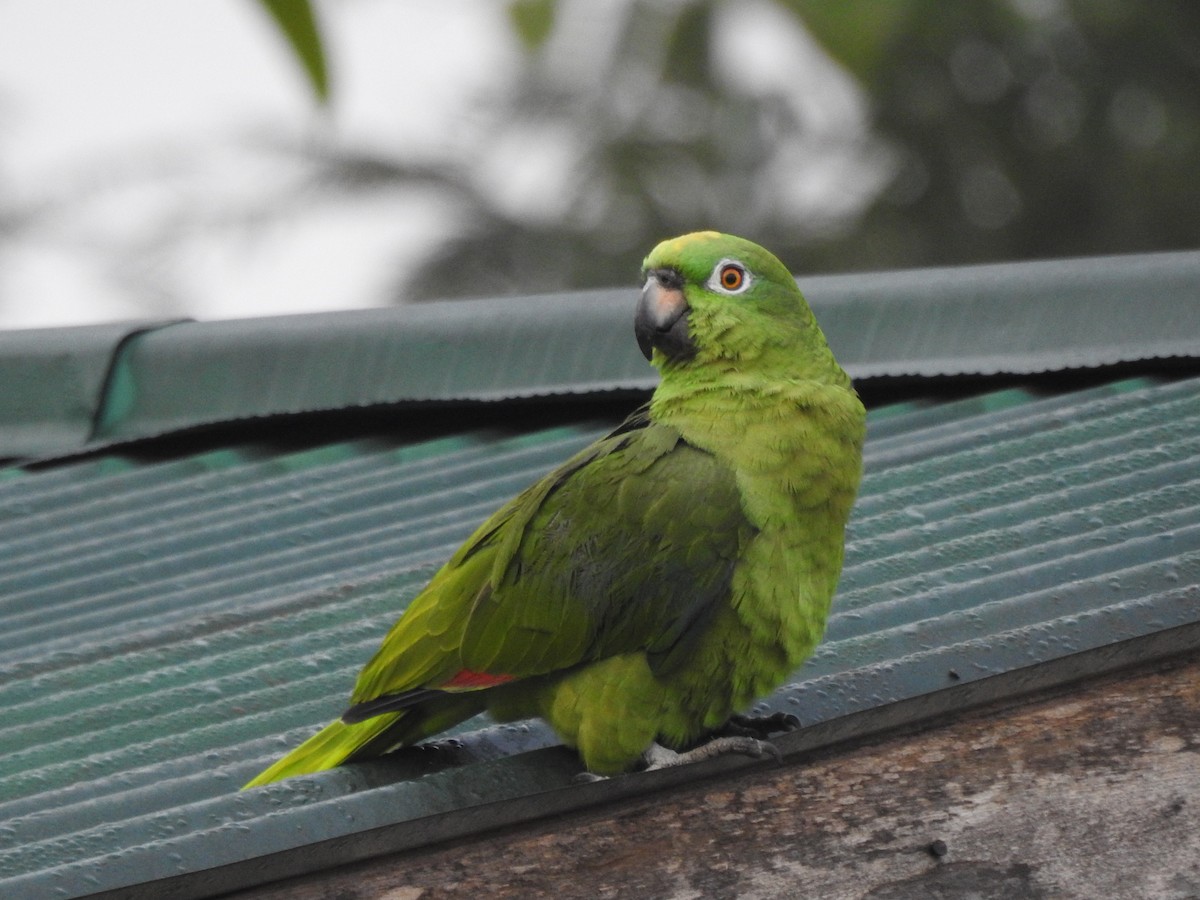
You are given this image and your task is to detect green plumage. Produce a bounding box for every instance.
[244,231,865,787]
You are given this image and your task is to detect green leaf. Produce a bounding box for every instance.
[776,0,920,83]
[509,0,557,51]
[256,0,330,103]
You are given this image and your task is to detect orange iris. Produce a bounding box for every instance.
[720,264,744,291]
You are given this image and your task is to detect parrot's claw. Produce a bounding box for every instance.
[719,712,801,740]
[642,736,782,771]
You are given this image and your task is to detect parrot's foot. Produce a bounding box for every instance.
[571,736,781,783]
[642,736,781,771]
[718,712,801,740]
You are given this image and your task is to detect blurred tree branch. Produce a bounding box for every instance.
[217,1,1200,306]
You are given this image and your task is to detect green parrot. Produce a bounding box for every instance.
[244,231,865,787]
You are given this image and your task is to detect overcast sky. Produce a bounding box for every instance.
[0,0,518,329]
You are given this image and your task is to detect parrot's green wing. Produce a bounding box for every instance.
[243,407,751,787]
[347,404,753,714]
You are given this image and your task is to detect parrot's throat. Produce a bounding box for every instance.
[649,377,865,523]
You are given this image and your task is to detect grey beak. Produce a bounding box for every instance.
[635,269,694,362]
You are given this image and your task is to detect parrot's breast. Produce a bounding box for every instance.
[647,376,866,736]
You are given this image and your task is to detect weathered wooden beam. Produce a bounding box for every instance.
[235,650,1200,900]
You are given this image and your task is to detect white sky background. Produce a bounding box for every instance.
[0,0,872,330]
[0,0,519,329]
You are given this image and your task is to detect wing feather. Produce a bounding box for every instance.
[349,404,754,709]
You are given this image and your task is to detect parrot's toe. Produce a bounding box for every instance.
[640,736,782,771]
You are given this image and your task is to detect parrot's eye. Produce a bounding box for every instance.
[707,260,752,295]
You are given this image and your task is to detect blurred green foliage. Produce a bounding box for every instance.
[271,0,1200,298]
[794,0,1200,270]
[403,0,874,299]
[257,0,328,102]
[509,0,558,51]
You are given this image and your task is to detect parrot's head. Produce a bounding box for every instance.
[636,231,839,381]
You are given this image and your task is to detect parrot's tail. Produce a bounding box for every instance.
[242,714,398,789]
[242,693,490,789]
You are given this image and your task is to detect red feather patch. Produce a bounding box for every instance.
[440,669,517,690]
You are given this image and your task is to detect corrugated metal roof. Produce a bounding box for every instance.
[0,320,180,460]
[810,250,1200,380]
[4,250,1199,460]
[2,372,1197,899]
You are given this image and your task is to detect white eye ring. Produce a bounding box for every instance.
[706,258,753,295]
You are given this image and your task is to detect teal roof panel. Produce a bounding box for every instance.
[807,249,1200,379]
[4,250,1198,460]
[91,295,649,444]
[1,374,1198,899]
[0,320,179,459]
